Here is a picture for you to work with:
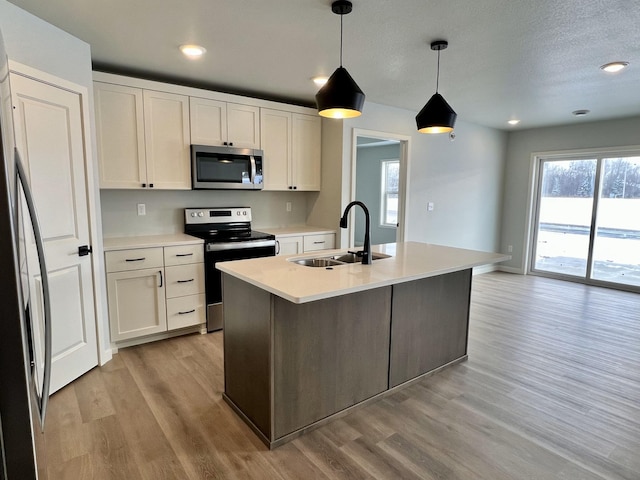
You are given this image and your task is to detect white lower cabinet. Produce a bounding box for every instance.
[276,235,303,256]
[106,242,205,344]
[274,231,335,256]
[107,267,167,341]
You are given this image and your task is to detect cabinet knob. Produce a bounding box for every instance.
[149,183,154,188]
[142,183,146,188]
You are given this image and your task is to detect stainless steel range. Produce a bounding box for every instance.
[184,207,276,332]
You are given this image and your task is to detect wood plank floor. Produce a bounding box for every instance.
[43,272,640,479]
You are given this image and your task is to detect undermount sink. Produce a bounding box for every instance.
[289,251,392,267]
[291,258,344,268]
[331,252,391,263]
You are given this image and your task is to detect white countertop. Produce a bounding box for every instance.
[217,241,510,304]
[103,233,203,251]
[258,225,335,237]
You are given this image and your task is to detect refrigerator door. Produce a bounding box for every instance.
[0,28,51,479]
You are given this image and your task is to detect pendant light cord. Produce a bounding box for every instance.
[340,13,344,67]
[435,49,440,93]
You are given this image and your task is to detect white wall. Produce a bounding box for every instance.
[312,101,508,253]
[0,0,111,363]
[501,115,640,273]
[0,1,92,88]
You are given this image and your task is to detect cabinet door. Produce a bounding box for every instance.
[276,236,303,256]
[292,114,321,191]
[94,82,147,188]
[143,90,191,189]
[227,103,260,148]
[261,108,291,191]
[189,96,227,146]
[107,267,167,341]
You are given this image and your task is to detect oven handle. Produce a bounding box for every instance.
[206,239,276,252]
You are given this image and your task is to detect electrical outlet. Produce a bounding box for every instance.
[137,203,146,216]
[507,245,513,253]
[427,202,434,212]
[286,201,292,212]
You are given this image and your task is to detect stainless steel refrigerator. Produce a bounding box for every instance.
[0,27,52,479]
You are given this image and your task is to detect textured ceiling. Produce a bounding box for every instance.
[8,0,640,130]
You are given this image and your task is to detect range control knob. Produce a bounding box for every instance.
[243,210,247,216]
[198,212,204,217]
[190,212,196,217]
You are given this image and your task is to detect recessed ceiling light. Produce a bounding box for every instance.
[312,76,329,87]
[507,119,520,125]
[600,61,629,73]
[179,44,206,59]
[572,109,590,117]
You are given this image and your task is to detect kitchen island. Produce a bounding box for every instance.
[217,241,509,448]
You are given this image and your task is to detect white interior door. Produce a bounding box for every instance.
[11,72,98,393]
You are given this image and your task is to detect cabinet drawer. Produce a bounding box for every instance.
[303,233,335,252]
[167,294,206,330]
[164,244,204,266]
[105,247,164,273]
[165,264,205,298]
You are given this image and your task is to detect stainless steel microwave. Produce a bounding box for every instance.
[191,145,264,190]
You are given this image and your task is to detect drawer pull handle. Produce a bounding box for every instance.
[175,253,193,257]
[125,257,146,262]
[177,278,195,283]
[178,309,196,315]
[313,241,325,244]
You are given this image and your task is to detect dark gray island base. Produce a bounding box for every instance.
[222,268,472,449]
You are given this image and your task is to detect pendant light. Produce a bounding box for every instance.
[416,40,457,134]
[316,0,365,119]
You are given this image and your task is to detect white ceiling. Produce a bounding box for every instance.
[9,0,640,130]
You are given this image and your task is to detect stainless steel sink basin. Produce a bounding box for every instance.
[331,252,391,263]
[291,257,344,267]
[289,251,392,267]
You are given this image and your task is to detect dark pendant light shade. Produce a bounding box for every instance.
[416,40,456,134]
[316,66,365,118]
[416,93,457,134]
[316,0,365,118]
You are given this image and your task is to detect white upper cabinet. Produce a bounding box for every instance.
[261,108,291,191]
[291,114,321,191]
[94,82,146,189]
[143,90,190,189]
[94,82,190,189]
[94,73,320,190]
[261,109,321,191]
[190,97,260,148]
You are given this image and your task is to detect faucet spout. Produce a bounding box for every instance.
[339,201,372,265]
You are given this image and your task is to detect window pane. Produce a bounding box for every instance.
[533,159,597,277]
[385,162,399,193]
[385,194,398,225]
[380,160,399,227]
[591,157,640,286]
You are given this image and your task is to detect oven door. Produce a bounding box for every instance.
[205,239,275,331]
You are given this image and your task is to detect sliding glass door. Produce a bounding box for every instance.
[531,153,640,290]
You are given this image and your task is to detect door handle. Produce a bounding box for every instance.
[158,270,163,288]
[78,245,92,256]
